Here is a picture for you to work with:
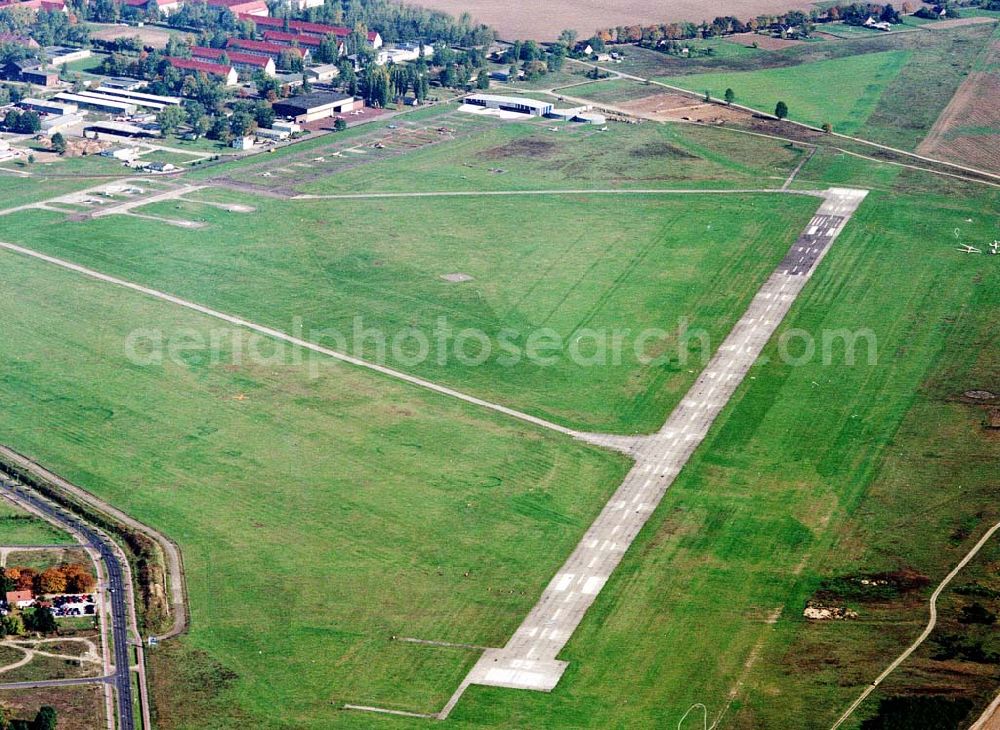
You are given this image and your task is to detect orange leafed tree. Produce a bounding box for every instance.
[14,567,36,592]
[61,563,97,593]
[38,567,68,594]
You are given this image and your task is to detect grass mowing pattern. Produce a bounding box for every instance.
[659,50,911,133]
[0,501,77,545]
[450,186,1000,728]
[0,249,629,726]
[0,193,817,433]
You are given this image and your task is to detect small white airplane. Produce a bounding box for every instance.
[989,240,999,255]
[957,244,982,254]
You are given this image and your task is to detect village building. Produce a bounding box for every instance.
[192,46,277,77]
[167,57,240,86]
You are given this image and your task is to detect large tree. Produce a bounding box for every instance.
[156,104,186,135]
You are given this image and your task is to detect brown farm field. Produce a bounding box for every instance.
[919,36,1000,173]
[417,0,815,40]
[618,91,751,123]
[89,22,190,49]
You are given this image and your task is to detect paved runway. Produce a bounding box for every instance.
[442,187,868,716]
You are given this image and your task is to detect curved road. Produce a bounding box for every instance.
[0,445,186,643]
[0,473,135,730]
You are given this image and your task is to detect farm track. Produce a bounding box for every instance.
[832,519,1000,729]
[918,39,1000,173]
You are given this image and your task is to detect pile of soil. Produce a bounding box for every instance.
[480,137,557,160]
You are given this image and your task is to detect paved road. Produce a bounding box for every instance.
[441,188,869,718]
[0,676,113,690]
[0,474,135,730]
[0,445,186,644]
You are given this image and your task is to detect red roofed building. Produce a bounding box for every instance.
[206,0,268,16]
[123,0,179,12]
[0,0,67,13]
[242,15,382,47]
[0,33,40,48]
[227,37,309,65]
[262,29,324,49]
[5,590,34,609]
[192,46,276,77]
[168,56,239,86]
[264,30,323,51]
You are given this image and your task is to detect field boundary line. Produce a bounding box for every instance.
[831,518,1000,729]
[0,240,582,440]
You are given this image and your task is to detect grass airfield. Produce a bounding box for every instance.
[0,191,817,433]
[0,66,997,730]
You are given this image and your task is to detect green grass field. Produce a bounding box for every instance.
[289,118,802,194]
[0,190,818,434]
[451,180,1000,730]
[0,502,76,545]
[660,50,911,133]
[555,78,659,104]
[1,77,998,730]
[861,22,998,149]
[0,157,129,210]
[0,248,629,726]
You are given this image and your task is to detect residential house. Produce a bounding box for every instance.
[4,590,34,609]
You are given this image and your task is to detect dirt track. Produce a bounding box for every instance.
[418,0,814,40]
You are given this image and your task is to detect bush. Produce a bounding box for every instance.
[958,602,997,625]
[860,695,974,729]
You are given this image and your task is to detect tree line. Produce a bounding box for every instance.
[590,3,924,44]
[1,562,97,595]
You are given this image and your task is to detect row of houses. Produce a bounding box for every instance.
[226,36,308,64]
[239,14,383,48]
[191,45,276,76]
[168,56,239,85]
